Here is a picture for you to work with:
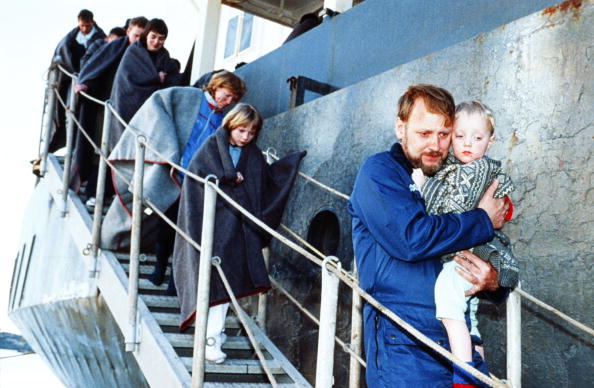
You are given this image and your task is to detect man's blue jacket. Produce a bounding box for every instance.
[349,143,494,387]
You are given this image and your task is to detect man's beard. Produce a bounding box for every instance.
[401,137,445,177]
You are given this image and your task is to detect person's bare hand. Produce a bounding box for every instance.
[478,180,508,229]
[74,84,88,93]
[235,172,244,184]
[454,250,499,296]
[158,71,167,83]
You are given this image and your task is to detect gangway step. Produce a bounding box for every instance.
[141,294,180,308]
[165,333,253,350]
[114,252,157,263]
[122,263,171,276]
[153,312,240,329]
[203,383,297,387]
[181,358,284,374]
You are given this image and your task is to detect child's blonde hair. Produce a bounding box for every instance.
[455,101,495,135]
[222,103,263,134]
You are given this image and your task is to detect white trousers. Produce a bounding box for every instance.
[206,303,229,339]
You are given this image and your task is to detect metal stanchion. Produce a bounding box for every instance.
[315,256,340,388]
[40,67,58,177]
[191,175,219,388]
[348,263,363,388]
[125,136,146,352]
[257,247,270,330]
[60,81,78,217]
[507,283,522,387]
[89,102,112,278]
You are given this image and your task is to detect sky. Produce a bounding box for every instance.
[0,1,199,386]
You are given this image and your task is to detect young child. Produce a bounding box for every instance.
[172,103,306,363]
[413,101,518,387]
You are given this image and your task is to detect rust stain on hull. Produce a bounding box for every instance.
[542,0,583,17]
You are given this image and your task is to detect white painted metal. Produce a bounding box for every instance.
[192,176,219,388]
[315,257,340,388]
[507,283,522,387]
[125,138,146,352]
[191,0,222,83]
[40,67,58,177]
[323,0,352,13]
[348,265,362,388]
[257,247,270,330]
[90,102,112,277]
[61,82,78,217]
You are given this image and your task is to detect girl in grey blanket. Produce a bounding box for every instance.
[413,101,518,387]
[172,104,305,363]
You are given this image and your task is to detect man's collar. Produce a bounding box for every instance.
[389,142,414,175]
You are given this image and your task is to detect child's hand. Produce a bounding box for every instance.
[411,168,426,188]
[235,172,244,184]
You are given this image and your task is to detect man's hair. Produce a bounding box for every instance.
[109,27,126,37]
[139,18,168,47]
[223,103,263,134]
[78,9,94,22]
[455,101,495,135]
[207,70,246,100]
[129,16,148,29]
[397,84,455,127]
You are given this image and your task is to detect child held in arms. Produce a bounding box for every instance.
[413,101,519,388]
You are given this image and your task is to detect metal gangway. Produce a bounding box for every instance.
[32,63,594,388]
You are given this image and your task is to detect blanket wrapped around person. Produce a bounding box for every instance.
[108,41,182,150]
[173,127,306,331]
[70,36,130,193]
[100,87,205,251]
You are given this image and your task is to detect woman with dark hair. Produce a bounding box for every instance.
[108,18,182,149]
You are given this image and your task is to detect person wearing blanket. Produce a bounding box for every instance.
[172,104,306,363]
[148,70,246,294]
[108,18,182,150]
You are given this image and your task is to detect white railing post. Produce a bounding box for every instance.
[348,263,363,388]
[125,136,146,352]
[40,66,58,177]
[316,256,340,388]
[507,283,522,387]
[60,80,78,217]
[89,102,113,277]
[257,247,270,331]
[191,175,219,388]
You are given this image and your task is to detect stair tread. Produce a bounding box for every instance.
[203,383,296,387]
[113,251,157,262]
[181,357,284,374]
[140,294,180,308]
[165,333,253,349]
[153,312,240,329]
[122,263,171,276]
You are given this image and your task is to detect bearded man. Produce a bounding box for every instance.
[349,84,508,387]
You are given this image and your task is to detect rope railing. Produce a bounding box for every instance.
[47,64,509,387]
[270,277,367,368]
[213,258,279,387]
[46,64,594,388]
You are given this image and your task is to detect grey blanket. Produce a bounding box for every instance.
[173,127,306,331]
[100,87,204,250]
[108,42,181,150]
[422,154,519,288]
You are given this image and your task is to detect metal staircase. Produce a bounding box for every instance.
[115,252,310,387]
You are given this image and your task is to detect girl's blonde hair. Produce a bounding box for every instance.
[223,103,263,133]
[455,101,495,135]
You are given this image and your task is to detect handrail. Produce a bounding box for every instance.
[48,64,594,387]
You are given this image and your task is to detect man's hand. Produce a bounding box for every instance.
[158,71,167,83]
[454,250,499,296]
[478,180,507,229]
